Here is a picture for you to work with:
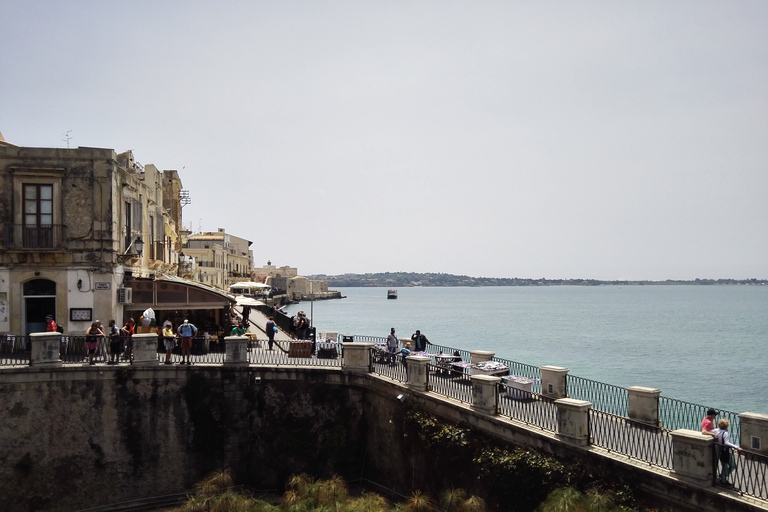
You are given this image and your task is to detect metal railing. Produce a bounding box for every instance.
[589,409,673,469]
[497,386,558,433]
[369,347,408,382]
[0,335,31,366]
[428,363,473,403]
[430,343,471,364]
[2,224,66,249]
[659,396,741,445]
[567,374,628,417]
[715,446,768,500]
[247,339,342,368]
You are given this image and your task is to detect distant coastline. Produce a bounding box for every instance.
[307,272,768,288]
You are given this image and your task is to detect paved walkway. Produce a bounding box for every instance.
[234,305,293,341]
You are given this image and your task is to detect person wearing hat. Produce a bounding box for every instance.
[701,408,719,438]
[177,319,197,365]
[45,314,58,333]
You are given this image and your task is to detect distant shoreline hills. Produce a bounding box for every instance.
[308,272,768,288]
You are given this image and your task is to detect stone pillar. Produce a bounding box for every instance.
[342,342,374,374]
[225,336,249,366]
[471,375,501,415]
[406,355,430,392]
[132,333,159,366]
[671,429,714,484]
[470,350,495,364]
[29,332,63,367]
[555,398,591,446]
[627,386,661,426]
[540,365,569,399]
[738,412,768,454]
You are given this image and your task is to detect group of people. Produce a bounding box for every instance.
[291,311,312,340]
[384,328,438,370]
[701,408,741,485]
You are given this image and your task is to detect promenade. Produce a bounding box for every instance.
[2,326,767,512]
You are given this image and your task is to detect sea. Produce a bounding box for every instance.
[283,285,768,416]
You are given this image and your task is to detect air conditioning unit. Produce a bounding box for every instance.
[118,287,133,304]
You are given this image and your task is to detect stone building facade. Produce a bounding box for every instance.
[0,144,183,335]
[184,228,253,290]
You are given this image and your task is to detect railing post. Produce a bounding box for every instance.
[132,333,159,366]
[738,412,768,454]
[627,386,661,426]
[471,375,501,415]
[406,355,430,392]
[342,343,374,374]
[29,332,63,367]
[225,336,249,366]
[540,365,569,399]
[555,398,591,446]
[670,429,714,484]
[470,350,495,365]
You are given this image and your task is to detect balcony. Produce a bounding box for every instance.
[1,224,66,250]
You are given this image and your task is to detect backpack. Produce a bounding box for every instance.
[718,432,730,464]
[56,324,64,334]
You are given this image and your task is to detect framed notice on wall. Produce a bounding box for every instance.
[70,308,93,322]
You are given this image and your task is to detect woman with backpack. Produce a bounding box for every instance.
[713,418,740,485]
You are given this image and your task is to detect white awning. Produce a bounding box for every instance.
[235,296,265,307]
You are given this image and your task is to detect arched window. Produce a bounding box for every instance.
[23,279,56,296]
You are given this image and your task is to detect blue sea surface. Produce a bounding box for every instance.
[285,285,768,415]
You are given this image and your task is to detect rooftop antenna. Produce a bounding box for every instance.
[62,130,72,148]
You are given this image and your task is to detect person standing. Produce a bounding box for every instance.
[386,328,399,365]
[411,330,432,352]
[266,316,276,350]
[713,418,741,485]
[242,306,250,327]
[121,318,136,361]
[107,320,121,364]
[701,408,718,438]
[177,319,197,365]
[400,342,412,373]
[85,321,105,365]
[162,322,175,364]
[45,314,58,332]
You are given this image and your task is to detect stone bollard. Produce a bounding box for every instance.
[671,429,714,484]
[555,398,591,446]
[30,332,63,367]
[627,386,661,426]
[342,342,374,374]
[132,333,160,366]
[406,355,430,392]
[540,365,569,399]
[471,375,501,415]
[470,350,495,365]
[738,412,768,454]
[225,336,249,366]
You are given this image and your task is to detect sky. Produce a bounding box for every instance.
[1,1,767,281]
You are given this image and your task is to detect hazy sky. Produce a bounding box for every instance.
[2,1,766,280]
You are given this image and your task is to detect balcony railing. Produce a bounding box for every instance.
[1,224,65,250]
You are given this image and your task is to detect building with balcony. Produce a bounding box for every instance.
[0,143,230,336]
[184,229,253,291]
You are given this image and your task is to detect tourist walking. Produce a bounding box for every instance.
[411,330,432,352]
[107,320,121,364]
[162,322,175,364]
[386,327,399,365]
[85,321,105,365]
[177,319,197,365]
[713,418,740,485]
[266,316,276,350]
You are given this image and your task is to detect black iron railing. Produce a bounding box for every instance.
[370,347,408,382]
[567,374,628,417]
[589,409,673,469]
[2,224,66,249]
[247,339,342,368]
[497,387,558,433]
[0,335,31,366]
[715,446,768,499]
[660,396,741,445]
[428,363,473,403]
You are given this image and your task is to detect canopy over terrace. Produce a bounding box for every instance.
[123,275,235,335]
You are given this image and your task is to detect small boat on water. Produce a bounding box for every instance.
[387,289,398,299]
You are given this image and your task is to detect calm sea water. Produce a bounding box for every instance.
[284,286,768,415]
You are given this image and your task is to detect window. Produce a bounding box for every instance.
[23,184,54,247]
